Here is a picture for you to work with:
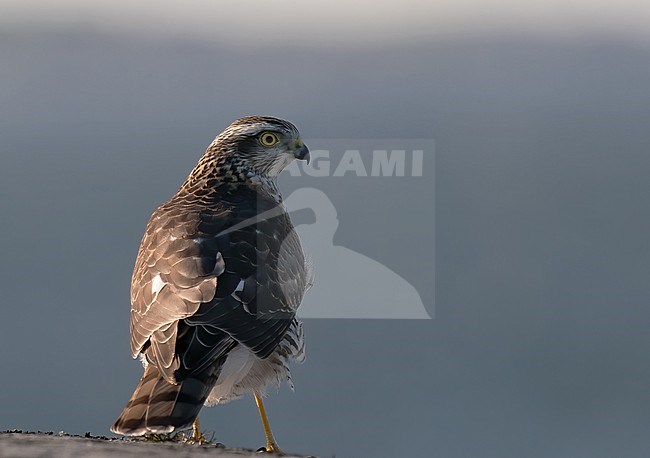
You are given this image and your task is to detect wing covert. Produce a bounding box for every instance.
[128,189,307,381]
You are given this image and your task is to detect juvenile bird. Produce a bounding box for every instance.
[111,116,311,453]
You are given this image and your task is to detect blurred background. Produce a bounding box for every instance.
[2,1,650,457]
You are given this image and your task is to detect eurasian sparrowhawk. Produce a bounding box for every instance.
[111,116,311,452]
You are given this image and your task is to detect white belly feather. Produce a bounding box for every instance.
[205,319,305,406]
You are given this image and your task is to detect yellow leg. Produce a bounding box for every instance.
[192,417,206,443]
[254,392,283,454]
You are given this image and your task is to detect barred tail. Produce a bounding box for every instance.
[110,364,215,436]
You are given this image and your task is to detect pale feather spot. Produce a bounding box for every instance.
[151,274,166,295]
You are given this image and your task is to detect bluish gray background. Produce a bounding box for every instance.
[2,13,650,458]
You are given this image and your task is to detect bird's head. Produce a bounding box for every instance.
[209,116,310,178]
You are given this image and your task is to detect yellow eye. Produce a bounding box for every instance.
[259,132,280,147]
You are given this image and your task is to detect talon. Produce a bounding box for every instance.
[265,443,284,454]
[191,417,207,444]
[145,433,170,442]
[257,444,284,454]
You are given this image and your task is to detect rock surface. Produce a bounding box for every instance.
[0,431,312,458]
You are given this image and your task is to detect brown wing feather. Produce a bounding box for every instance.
[129,185,307,383]
[129,204,223,382]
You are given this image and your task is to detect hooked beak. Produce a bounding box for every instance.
[292,140,310,164]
